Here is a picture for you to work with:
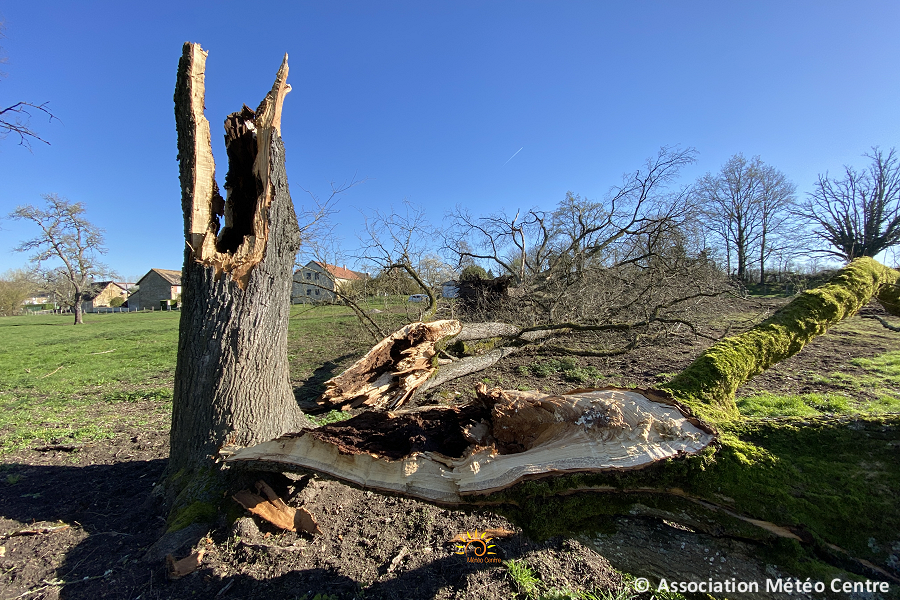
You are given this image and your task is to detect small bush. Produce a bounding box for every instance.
[459,265,489,282]
[562,366,604,383]
[516,357,605,384]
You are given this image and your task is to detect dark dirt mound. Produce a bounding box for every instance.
[0,414,621,600]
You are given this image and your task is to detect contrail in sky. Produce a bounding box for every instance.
[503,147,523,165]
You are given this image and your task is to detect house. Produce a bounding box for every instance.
[25,290,54,305]
[128,269,182,310]
[292,261,366,303]
[440,280,460,298]
[81,281,129,313]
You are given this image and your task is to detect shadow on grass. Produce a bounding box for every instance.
[294,351,361,413]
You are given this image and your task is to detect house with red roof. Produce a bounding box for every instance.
[292,261,366,303]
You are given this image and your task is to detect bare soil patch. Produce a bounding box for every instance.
[0,405,620,599]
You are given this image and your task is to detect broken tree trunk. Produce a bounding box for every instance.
[318,320,462,410]
[228,257,900,585]
[317,319,558,410]
[164,43,312,528]
[235,384,715,503]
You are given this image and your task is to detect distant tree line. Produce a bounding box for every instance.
[4,146,899,325]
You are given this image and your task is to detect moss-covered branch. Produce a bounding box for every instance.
[663,257,900,423]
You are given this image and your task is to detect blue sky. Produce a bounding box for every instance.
[1,1,898,279]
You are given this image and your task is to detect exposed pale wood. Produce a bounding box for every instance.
[179,47,292,289]
[232,480,321,535]
[183,44,218,261]
[319,320,462,410]
[229,386,715,504]
[449,528,516,542]
[166,549,205,579]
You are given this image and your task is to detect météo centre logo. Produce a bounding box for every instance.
[453,530,502,564]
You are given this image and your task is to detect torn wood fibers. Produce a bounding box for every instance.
[181,44,290,288]
[229,383,715,504]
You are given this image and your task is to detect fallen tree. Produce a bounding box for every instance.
[166,41,900,595]
[228,257,900,590]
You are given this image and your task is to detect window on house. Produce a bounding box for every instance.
[315,272,320,280]
[315,289,319,295]
[306,289,311,295]
[305,272,311,280]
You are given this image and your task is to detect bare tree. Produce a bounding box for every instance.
[0,21,57,149]
[417,254,458,290]
[443,146,726,349]
[694,154,796,283]
[800,147,900,261]
[9,194,108,324]
[0,101,55,149]
[358,200,437,317]
[754,163,797,283]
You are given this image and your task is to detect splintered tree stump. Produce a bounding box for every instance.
[229,384,715,503]
[318,320,462,410]
[167,43,311,512]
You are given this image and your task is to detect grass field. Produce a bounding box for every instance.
[0,303,403,454]
[1,300,899,454]
[1,300,899,600]
[0,311,179,453]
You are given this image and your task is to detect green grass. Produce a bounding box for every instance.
[0,312,179,396]
[307,410,353,426]
[737,350,900,417]
[286,302,406,385]
[517,358,606,384]
[737,392,851,417]
[504,559,542,598]
[0,312,181,453]
[0,304,396,454]
[503,560,660,600]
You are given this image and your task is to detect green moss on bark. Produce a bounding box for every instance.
[167,501,218,533]
[164,465,226,533]
[451,337,502,356]
[663,257,900,423]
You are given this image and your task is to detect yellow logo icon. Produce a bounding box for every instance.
[453,530,500,563]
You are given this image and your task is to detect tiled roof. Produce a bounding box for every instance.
[312,262,363,281]
[150,269,182,286]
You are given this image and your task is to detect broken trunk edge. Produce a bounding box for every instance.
[318,319,463,410]
[177,42,292,290]
[225,387,716,505]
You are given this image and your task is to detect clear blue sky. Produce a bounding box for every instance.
[1,1,898,279]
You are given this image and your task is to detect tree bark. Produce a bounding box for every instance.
[164,43,311,524]
[228,258,900,584]
[72,289,83,325]
[759,234,765,285]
